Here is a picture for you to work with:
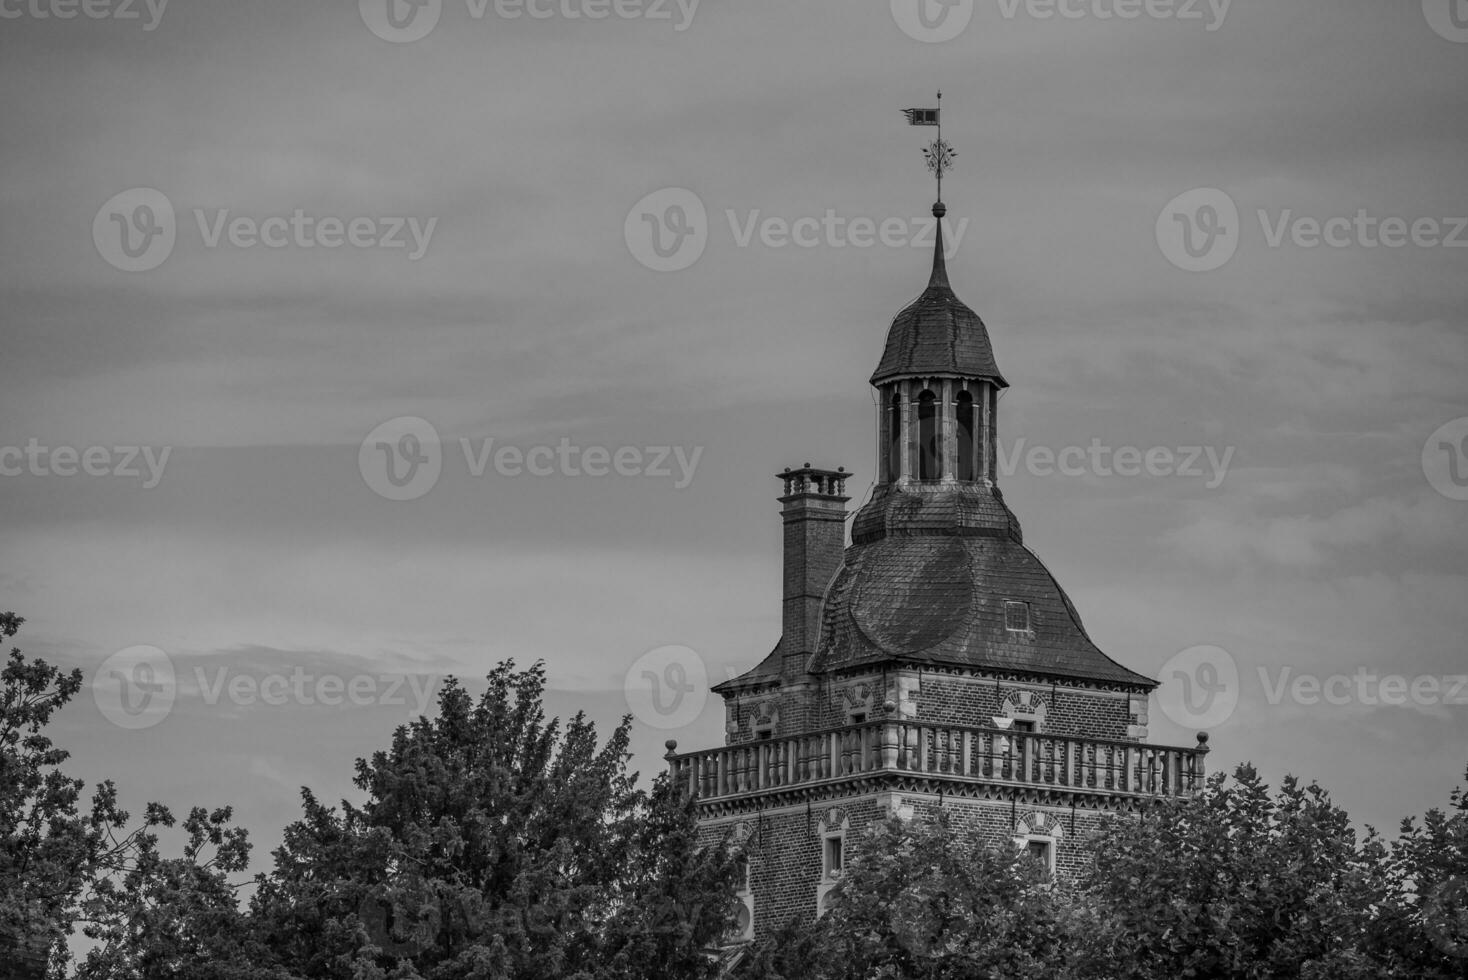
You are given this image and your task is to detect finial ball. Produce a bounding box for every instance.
[665,739,678,752]
[1196,732,1210,745]
[933,201,947,219]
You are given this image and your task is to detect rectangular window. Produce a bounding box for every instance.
[850,712,866,725]
[1011,719,1035,733]
[756,728,773,740]
[1026,839,1052,870]
[1004,600,1031,632]
[824,836,844,878]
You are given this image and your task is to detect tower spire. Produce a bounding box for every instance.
[929,199,949,289]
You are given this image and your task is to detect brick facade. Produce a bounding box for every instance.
[723,667,1149,745]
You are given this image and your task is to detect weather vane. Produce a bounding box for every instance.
[902,91,956,205]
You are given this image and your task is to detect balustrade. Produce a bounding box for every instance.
[665,722,1208,803]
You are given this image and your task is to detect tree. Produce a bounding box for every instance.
[250,661,741,980]
[74,804,283,980]
[0,612,266,980]
[0,612,129,978]
[1068,763,1468,980]
[742,811,1068,980]
[1379,764,1468,978]
[742,764,1468,980]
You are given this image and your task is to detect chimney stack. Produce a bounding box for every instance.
[778,464,850,677]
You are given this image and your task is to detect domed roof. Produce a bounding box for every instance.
[870,205,1006,388]
[809,525,1156,689]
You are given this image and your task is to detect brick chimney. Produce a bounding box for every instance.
[778,464,850,677]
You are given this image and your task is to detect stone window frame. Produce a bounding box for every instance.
[727,822,756,943]
[1000,688,1048,734]
[815,808,852,917]
[750,700,779,740]
[1013,811,1063,877]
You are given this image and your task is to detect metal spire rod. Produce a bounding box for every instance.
[936,90,943,204]
[919,90,956,208]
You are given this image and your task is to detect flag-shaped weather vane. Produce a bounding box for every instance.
[903,91,956,206]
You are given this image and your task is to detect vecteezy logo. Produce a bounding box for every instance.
[1156,187,1240,272]
[1156,644,1238,729]
[1423,417,1468,502]
[360,0,442,42]
[890,0,973,42]
[93,188,176,272]
[359,416,443,501]
[623,644,708,730]
[93,645,176,730]
[1424,0,1468,42]
[624,188,707,272]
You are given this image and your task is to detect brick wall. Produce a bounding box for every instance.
[696,787,1126,939]
[721,669,1150,744]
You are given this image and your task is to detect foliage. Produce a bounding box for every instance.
[745,763,1468,980]
[0,613,262,980]
[8,604,1466,980]
[743,811,1068,980]
[249,661,742,980]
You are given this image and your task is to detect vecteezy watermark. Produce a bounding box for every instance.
[1158,187,1468,272]
[995,438,1234,488]
[0,440,170,487]
[93,645,177,730]
[1423,0,1468,43]
[93,188,176,272]
[92,645,441,729]
[1155,187,1240,272]
[625,188,708,272]
[1156,644,1238,729]
[890,0,1229,43]
[624,188,969,273]
[890,0,975,43]
[992,0,1229,29]
[94,188,438,272]
[0,0,168,30]
[1423,417,1468,502]
[359,0,700,43]
[623,644,708,730]
[191,665,440,714]
[359,416,705,501]
[359,417,443,501]
[1257,667,1468,709]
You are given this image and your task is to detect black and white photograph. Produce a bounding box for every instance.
[2,1,1467,977]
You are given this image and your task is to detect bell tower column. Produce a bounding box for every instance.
[940,378,956,482]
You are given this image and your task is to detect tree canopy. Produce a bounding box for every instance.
[3,609,1465,980]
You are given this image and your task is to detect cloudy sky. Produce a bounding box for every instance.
[2,0,1466,871]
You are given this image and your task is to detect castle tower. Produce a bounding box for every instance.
[666,163,1210,947]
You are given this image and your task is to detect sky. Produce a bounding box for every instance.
[1,0,1467,881]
